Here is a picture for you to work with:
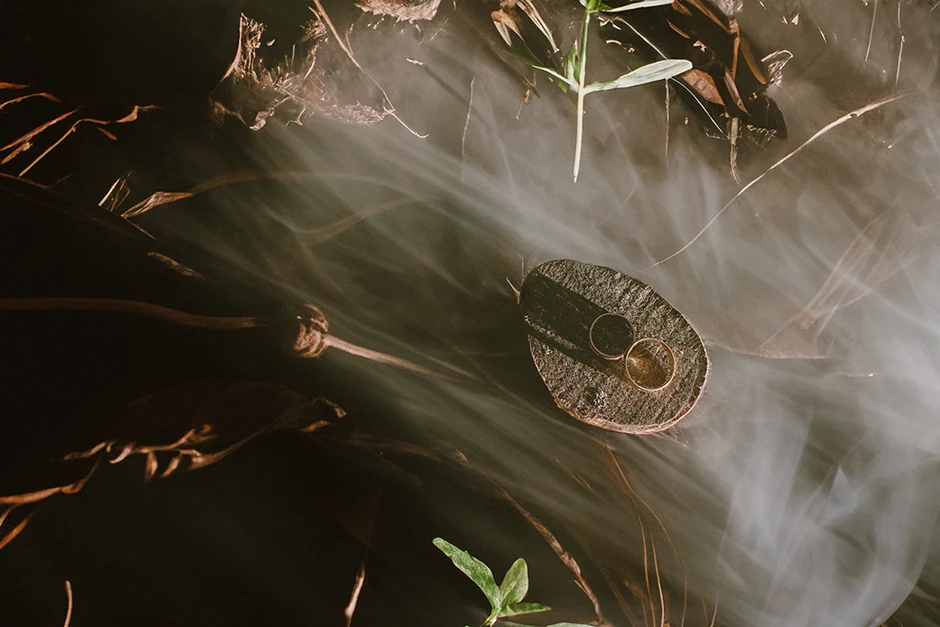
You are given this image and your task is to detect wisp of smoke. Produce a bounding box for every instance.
[137,1,940,625]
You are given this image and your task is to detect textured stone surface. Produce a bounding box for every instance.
[520,259,710,434]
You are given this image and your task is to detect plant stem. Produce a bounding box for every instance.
[573,4,593,183]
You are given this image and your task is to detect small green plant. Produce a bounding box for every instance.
[501,0,692,182]
[433,537,592,627]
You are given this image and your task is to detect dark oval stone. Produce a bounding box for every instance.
[520,259,710,434]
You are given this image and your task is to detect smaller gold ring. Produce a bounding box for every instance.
[625,338,677,392]
[588,312,635,361]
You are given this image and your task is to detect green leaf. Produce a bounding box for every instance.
[503,602,553,616]
[499,559,529,608]
[602,0,675,12]
[484,607,500,627]
[564,42,580,84]
[581,59,692,94]
[586,0,605,11]
[433,538,501,610]
[502,48,576,91]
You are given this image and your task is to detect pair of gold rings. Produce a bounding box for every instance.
[588,312,676,392]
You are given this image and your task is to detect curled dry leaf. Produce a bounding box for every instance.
[0,380,345,553]
[211,14,388,131]
[681,69,724,105]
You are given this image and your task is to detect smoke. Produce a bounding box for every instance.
[141,1,940,625]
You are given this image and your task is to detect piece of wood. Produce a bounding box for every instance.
[520,259,709,434]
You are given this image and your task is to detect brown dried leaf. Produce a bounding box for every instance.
[722,68,749,114]
[739,36,768,84]
[682,69,724,105]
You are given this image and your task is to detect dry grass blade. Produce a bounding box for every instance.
[309,0,426,138]
[0,460,101,509]
[651,537,665,627]
[865,0,879,63]
[0,510,38,552]
[13,105,157,176]
[757,208,908,351]
[345,565,367,627]
[604,448,683,565]
[461,77,475,159]
[1,109,78,153]
[646,93,908,269]
[121,170,312,218]
[517,0,560,52]
[501,490,607,625]
[306,198,424,245]
[0,91,62,112]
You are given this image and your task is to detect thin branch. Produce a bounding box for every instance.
[63,581,74,627]
[322,335,448,377]
[0,297,266,329]
[645,93,907,269]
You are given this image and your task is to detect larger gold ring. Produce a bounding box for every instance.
[625,338,677,392]
[588,312,635,361]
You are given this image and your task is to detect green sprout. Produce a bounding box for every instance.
[501,0,692,182]
[433,537,592,627]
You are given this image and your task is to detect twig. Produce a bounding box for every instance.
[0,510,37,551]
[865,0,878,63]
[63,581,74,627]
[461,77,475,159]
[322,335,442,377]
[0,297,266,329]
[707,587,719,627]
[894,1,904,92]
[664,81,670,167]
[645,93,907,269]
[345,565,366,627]
[0,296,449,376]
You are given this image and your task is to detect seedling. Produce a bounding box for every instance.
[433,537,592,627]
[498,0,691,182]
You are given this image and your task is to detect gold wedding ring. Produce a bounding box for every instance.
[588,312,635,361]
[625,337,677,392]
[589,313,677,392]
